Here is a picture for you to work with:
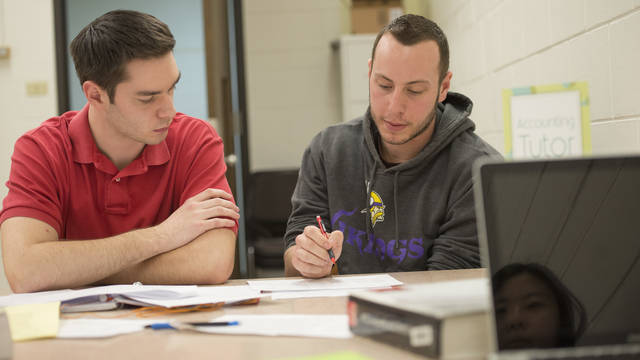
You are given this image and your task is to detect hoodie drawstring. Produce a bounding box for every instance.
[365,162,401,251]
[393,171,399,249]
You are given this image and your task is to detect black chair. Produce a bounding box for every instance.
[245,169,299,277]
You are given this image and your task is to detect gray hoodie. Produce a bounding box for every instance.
[285,92,500,274]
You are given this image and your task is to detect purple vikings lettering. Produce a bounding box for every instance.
[332,209,425,264]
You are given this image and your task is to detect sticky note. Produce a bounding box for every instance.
[281,351,374,360]
[5,301,60,341]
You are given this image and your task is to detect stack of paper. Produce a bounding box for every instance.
[121,285,263,308]
[56,314,352,339]
[247,274,403,300]
[0,284,198,308]
[0,284,263,310]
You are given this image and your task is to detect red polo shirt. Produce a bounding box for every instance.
[0,104,237,239]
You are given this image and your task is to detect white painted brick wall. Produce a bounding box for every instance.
[428,0,640,156]
[243,0,345,171]
[0,0,58,295]
[610,10,640,118]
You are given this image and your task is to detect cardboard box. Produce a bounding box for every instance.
[351,0,403,34]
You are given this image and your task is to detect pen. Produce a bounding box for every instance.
[187,321,239,327]
[146,320,239,330]
[316,215,336,264]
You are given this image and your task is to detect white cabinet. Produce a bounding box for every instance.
[338,34,376,122]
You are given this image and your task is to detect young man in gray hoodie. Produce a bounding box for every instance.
[284,14,499,278]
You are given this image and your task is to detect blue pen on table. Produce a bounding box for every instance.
[315,215,336,264]
[146,320,239,330]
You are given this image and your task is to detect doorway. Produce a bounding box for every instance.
[53,0,250,278]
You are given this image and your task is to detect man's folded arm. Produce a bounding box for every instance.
[1,216,166,293]
[1,217,236,293]
[95,227,236,285]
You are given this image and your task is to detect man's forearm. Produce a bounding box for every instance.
[96,228,236,285]
[2,219,165,293]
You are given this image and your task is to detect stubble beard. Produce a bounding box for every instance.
[373,96,439,146]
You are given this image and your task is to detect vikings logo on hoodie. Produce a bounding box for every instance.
[361,190,385,227]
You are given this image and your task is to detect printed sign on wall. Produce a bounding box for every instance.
[503,82,591,159]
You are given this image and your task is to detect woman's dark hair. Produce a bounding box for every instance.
[493,262,587,347]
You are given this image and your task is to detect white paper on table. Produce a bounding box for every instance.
[0,285,198,307]
[193,314,352,339]
[0,289,74,307]
[123,285,264,308]
[247,274,402,293]
[113,285,198,300]
[269,287,392,300]
[57,318,164,338]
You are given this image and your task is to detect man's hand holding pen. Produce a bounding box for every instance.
[290,217,343,278]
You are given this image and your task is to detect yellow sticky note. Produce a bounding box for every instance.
[281,351,374,360]
[5,301,60,341]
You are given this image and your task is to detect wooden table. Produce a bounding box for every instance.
[12,269,487,360]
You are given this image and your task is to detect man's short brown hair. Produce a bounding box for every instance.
[70,10,176,102]
[370,14,450,83]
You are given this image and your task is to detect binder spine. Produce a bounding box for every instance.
[348,296,442,358]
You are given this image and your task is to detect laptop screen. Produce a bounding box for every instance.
[474,156,640,352]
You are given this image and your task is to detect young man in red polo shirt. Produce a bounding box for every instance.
[0,10,239,293]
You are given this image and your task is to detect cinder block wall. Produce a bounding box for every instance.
[0,0,58,295]
[242,0,348,172]
[425,0,640,155]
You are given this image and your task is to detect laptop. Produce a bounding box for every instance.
[473,155,640,360]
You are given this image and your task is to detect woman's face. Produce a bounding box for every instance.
[495,273,561,350]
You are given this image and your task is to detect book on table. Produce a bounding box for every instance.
[347,278,492,359]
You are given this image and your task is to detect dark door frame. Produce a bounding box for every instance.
[53,0,70,113]
[226,0,250,277]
